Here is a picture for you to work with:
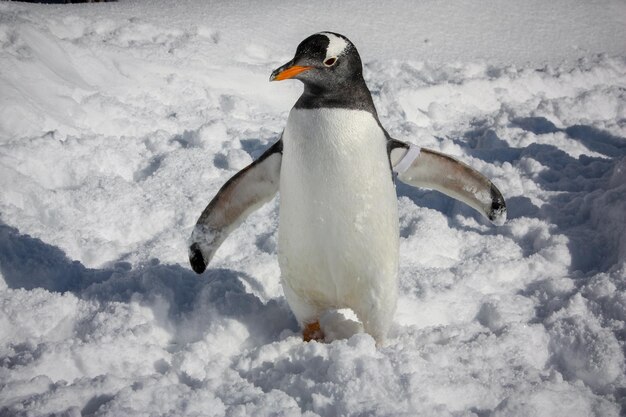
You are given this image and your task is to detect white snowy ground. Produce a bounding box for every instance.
[1,0,625,416]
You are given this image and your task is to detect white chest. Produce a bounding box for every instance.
[278,108,399,308]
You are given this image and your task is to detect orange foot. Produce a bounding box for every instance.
[303,321,324,342]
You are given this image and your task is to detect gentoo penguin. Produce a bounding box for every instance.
[189,32,506,345]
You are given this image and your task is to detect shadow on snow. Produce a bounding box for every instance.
[0,223,297,346]
[398,117,626,275]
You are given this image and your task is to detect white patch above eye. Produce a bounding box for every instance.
[319,32,348,60]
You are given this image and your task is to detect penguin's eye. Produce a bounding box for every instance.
[324,57,337,67]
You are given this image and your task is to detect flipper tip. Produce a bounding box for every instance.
[489,204,507,226]
[488,184,507,226]
[189,242,207,274]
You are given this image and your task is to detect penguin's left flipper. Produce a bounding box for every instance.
[389,139,507,225]
[188,140,283,274]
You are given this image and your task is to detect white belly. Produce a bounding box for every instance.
[278,108,399,316]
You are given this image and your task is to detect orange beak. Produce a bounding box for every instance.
[270,64,313,81]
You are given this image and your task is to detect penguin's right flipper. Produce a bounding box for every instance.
[188,140,283,274]
[389,139,506,225]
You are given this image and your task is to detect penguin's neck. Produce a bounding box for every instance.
[294,77,379,119]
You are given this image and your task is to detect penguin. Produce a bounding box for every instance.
[188,32,506,345]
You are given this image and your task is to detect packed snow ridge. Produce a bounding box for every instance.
[1,1,625,416]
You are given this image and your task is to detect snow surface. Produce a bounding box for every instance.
[1,0,626,416]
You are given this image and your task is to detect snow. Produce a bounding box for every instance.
[0,0,625,416]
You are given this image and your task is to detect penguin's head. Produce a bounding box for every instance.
[270,32,363,90]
